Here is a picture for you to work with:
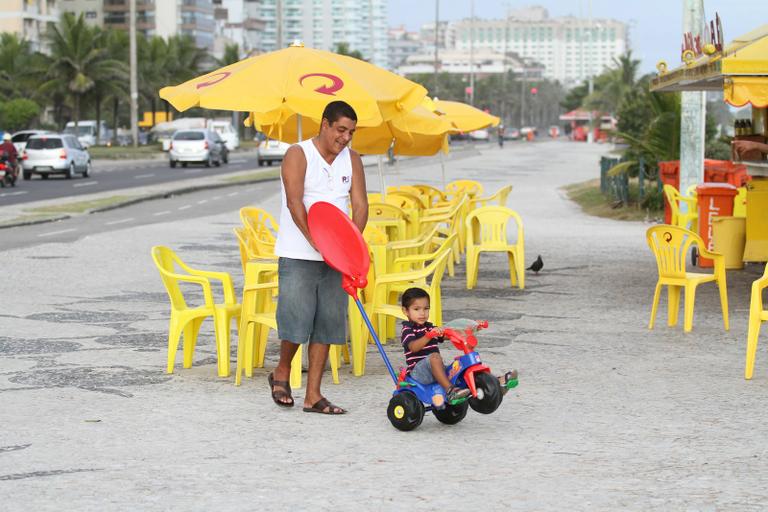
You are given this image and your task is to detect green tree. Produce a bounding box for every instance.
[0,98,40,131]
[584,51,641,114]
[334,42,365,60]
[40,13,126,130]
[218,43,240,67]
[0,33,36,99]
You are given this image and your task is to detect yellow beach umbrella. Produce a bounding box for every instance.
[248,104,451,156]
[433,99,501,133]
[159,43,427,127]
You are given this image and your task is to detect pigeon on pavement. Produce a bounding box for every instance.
[527,255,543,274]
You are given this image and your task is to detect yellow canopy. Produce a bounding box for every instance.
[650,24,768,107]
[159,44,427,127]
[248,103,452,156]
[432,100,500,133]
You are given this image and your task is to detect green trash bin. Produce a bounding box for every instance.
[712,216,746,270]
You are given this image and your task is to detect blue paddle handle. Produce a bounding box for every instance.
[354,297,398,385]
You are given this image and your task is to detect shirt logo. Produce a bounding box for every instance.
[342,175,350,183]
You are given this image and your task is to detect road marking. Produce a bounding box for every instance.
[197,199,208,205]
[38,228,76,238]
[184,169,203,174]
[153,211,171,216]
[227,192,238,197]
[212,195,222,200]
[0,190,27,197]
[134,173,155,179]
[73,181,98,188]
[105,218,134,226]
[178,205,191,211]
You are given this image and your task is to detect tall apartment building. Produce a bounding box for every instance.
[212,0,265,57]
[257,0,388,68]
[0,0,59,52]
[450,6,628,87]
[60,0,103,26]
[387,25,420,71]
[103,0,216,50]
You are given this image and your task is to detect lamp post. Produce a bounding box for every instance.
[679,0,706,208]
[469,0,475,106]
[129,0,138,149]
[433,0,439,96]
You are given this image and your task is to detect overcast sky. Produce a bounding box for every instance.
[387,1,766,74]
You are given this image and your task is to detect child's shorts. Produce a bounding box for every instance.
[410,356,438,385]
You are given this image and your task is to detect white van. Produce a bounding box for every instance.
[208,119,239,151]
[64,120,111,147]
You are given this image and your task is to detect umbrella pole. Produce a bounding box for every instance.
[440,152,447,189]
[378,154,386,199]
[297,113,302,142]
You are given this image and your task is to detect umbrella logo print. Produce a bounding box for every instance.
[196,72,231,89]
[300,73,344,95]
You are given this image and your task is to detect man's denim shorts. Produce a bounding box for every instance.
[276,257,346,345]
[410,356,438,384]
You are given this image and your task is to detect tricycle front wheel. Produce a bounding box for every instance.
[469,372,503,414]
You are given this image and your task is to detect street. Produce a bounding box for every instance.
[0,151,268,207]
[3,140,768,510]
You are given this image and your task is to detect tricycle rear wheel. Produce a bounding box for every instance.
[387,391,424,431]
[433,400,468,425]
[469,372,503,414]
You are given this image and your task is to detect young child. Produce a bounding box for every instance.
[400,287,470,408]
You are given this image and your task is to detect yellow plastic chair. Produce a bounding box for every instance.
[745,263,768,379]
[420,196,466,266]
[446,179,484,200]
[733,187,747,218]
[396,185,433,208]
[385,191,423,238]
[411,184,447,208]
[240,207,279,258]
[475,185,513,207]
[151,246,241,378]
[368,202,409,242]
[646,225,729,333]
[663,184,698,231]
[465,206,525,290]
[369,238,454,341]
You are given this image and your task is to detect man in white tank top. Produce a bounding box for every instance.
[269,101,368,414]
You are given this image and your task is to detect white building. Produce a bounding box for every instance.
[397,49,543,79]
[212,0,266,58]
[257,0,388,68]
[449,6,628,87]
[59,0,103,26]
[0,0,60,53]
[387,25,420,71]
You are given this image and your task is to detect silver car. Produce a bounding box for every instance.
[22,134,91,180]
[168,129,225,168]
[257,139,290,166]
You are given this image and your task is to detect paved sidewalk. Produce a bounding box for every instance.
[2,140,768,510]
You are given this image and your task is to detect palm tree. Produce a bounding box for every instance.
[218,43,241,67]
[584,51,641,114]
[138,35,170,127]
[0,33,35,99]
[39,13,126,131]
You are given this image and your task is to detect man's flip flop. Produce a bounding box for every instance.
[268,372,294,407]
[303,397,346,415]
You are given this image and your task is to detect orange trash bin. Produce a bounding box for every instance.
[696,183,738,268]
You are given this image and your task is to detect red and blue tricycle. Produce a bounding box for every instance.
[307,201,518,431]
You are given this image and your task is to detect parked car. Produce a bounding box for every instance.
[21,134,91,180]
[64,120,112,148]
[504,127,521,140]
[208,119,239,151]
[257,139,290,166]
[468,129,490,141]
[11,130,53,153]
[168,129,226,168]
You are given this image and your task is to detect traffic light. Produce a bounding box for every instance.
[530,87,538,96]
